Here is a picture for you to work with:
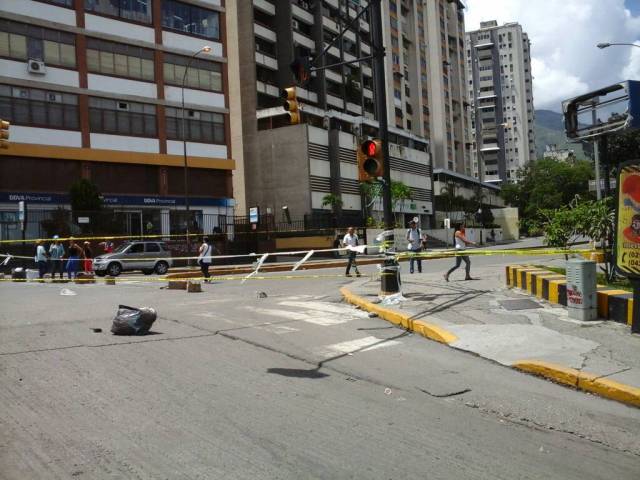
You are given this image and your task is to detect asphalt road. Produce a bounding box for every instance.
[1,253,639,479]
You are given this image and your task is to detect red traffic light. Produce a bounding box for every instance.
[361,140,378,157]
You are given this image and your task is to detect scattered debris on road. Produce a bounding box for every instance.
[60,288,76,296]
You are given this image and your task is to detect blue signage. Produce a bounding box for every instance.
[0,192,234,208]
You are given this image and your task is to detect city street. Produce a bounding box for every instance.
[1,253,639,479]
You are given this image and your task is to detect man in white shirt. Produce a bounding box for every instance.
[342,226,361,277]
[34,240,48,279]
[406,220,425,274]
[198,237,213,282]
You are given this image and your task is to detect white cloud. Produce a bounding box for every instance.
[465,0,640,111]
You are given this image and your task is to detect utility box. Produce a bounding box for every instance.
[566,259,597,321]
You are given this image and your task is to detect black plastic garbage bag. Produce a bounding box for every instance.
[111,305,157,335]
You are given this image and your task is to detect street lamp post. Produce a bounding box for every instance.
[597,42,640,49]
[181,45,211,254]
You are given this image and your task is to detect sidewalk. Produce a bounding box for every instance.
[342,261,640,408]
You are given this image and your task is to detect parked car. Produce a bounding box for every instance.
[93,241,173,277]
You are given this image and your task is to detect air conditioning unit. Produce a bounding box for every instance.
[117,102,129,111]
[47,93,62,103]
[292,19,299,30]
[28,59,46,75]
[351,81,361,90]
[322,116,331,130]
[187,110,200,119]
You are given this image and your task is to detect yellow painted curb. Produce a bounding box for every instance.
[513,360,640,408]
[340,287,458,344]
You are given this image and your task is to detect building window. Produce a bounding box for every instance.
[89,97,156,136]
[87,38,154,81]
[162,0,220,40]
[0,84,79,130]
[0,20,76,68]
[85,0,152,24]
[163,53,222,91]
[165,107,225,144]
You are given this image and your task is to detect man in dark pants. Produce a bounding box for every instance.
[198,237,213,282]
[342,226,361,277]
[48,235,65,279]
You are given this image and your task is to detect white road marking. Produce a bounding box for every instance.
[279,300,370,319]
[317,336,402,357]
[259,324,300,335]
[243,306,354,326]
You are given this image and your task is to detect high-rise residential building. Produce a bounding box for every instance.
[0,0,234,239]
[466,20,536,183]
[233,0,434,227]
[381,0,472,175]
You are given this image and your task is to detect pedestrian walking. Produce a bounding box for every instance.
[342,226,361,277]
[65,238,83,279]
[34,240,48,279]
[198,236,213,282]
[406,220,426,274]
[83,241,93,272]
[99,239,114,254]
[444,223,477,282]
[48,235,65,279]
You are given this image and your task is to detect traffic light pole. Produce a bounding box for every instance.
[370,0,400,295]
[370,0,393,231]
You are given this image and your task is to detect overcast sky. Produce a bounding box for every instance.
[465,0,640,112]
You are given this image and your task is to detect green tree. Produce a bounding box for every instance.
[500,158,594,233]
[390,180,412,211]
[321,193,343,213]
[69,179,102,212]
[605,129,640,165]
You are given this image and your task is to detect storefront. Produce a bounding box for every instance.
[0,192,235,241]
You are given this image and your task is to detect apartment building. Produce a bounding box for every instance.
[466,20,536,183]
[382,0,472,176]
[0,0,234,238]
[234,0,434,226]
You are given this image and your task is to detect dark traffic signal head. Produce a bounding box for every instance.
[290,56,312,86]
[358,139,384,182]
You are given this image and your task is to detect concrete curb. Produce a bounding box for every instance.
[514,361,640,408]
[341,286,640,408]
[506,265,633,326]
[339,287,458,344]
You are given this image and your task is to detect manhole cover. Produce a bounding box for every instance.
[499,299,542,311]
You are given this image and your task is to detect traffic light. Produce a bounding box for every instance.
[290,56,311,85]
[0,119,9,149]
[281,87,300,125]
[357,138,384,182]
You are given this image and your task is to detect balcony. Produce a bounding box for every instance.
[253,0,275,15]
[254,23,276,42]
[291,4,314,24]
[256,81,279,98]
[255,52,278,70]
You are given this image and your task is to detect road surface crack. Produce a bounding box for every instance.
[418,387,471,398]
[461,401,640,457]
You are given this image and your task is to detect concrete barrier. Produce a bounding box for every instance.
[507,265,633,325]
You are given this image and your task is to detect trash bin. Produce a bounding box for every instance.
[566,259,597,321]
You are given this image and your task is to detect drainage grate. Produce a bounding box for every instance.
[499,299,542,311]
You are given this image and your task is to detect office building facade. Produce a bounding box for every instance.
[466,20,535,183]
[234,0,434,226]
[0,0,234,239]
